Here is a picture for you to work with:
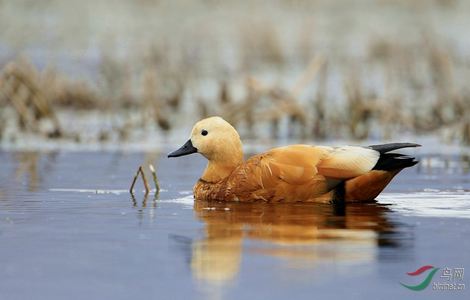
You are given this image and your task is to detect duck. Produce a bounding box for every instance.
[168,116,419,203]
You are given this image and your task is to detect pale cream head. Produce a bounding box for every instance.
[190,116,243,163]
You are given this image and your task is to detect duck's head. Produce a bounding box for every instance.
[168,116,243,164]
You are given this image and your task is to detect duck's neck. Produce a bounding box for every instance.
[201,154,243,183]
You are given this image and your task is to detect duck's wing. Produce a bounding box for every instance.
[316,146,380,178]
[255,145,380,186]
[256,145,326,185]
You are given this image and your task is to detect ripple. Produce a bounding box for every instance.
[159,194,194,209]
[378,191,470,219]
[49,188,128,195]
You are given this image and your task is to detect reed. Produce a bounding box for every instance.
[311,61,328,139]
[149,164,160,197]
[129,165,151,195]
[239,22,284,70]
[344,72,373,140]
[0,3,468,146]
[0,61,62,137]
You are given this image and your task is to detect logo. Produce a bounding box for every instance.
[400,265,466,291]
[400,265,440,291]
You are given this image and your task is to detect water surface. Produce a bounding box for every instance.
[0,151,469,299]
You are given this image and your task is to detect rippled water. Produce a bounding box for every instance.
[0,150,469,299]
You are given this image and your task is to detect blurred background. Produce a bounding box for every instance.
[1,4,470,299]
[1,0,469,149]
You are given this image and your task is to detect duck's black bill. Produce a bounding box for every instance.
[168,139,198,158]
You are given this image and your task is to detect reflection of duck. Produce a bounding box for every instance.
[168,116,419,203]
[188,200,399,285]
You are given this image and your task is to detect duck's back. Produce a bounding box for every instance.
[194,143,418,203]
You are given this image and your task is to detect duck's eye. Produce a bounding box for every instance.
[201,129,208,136]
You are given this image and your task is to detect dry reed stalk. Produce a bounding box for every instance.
[251,56,323,139]
[142,68,158,123]
[221,78,263,128]
[239,23,284,69]
[243,82,259,137]
[149,164,160,196]
[219,81,231,105]
[142,68,171,132]
[311,61,328,139]
[99,54,126,105]
[258,100,307,125]
[1,63,62,136]
[10,67,54,116]
[197,98,210,119]
[344,72,373,140]
[290,55,325,99]
[129,165,150,195]
[154,108,171,132]
[463,118,470,145]
[167,80,183,111]
[297,19,315,65]
[270,94,307,138]
[249,95,307,138]
[1,76,35,130]
[38,66,101,110]
[13,85,34,129]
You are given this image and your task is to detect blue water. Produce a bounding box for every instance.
[0,151,469,299]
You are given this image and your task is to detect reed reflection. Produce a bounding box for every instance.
[14,151,40,191]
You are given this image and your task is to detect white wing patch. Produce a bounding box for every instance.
[317,146,380,178]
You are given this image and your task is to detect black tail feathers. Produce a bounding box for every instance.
[373,153,418,171]
[369,143,421,154]
[369,143,420,171]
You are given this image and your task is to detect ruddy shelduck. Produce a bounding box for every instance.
[168,116,419,203]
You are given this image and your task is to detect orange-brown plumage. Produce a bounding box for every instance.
[169,116,419,203]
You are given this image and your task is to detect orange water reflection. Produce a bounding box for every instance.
[190,200,398,285]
